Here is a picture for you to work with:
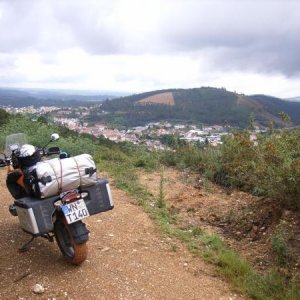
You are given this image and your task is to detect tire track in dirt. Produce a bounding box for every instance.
[0,170,245,299]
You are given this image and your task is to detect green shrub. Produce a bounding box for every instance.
[257,131,300,209]
[245,270,299,300]
[133,153,159,171]
[217,249,251,283]
[157,170,166,209]
[198,129,300,211]
[160,150,177,167]
[0,109,10,127]
[160,144,203,169]
[272,229,289,266]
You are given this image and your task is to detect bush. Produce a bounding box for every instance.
[160,144,203,169]
[272,229,289,266]
[0,117,53,149]
[0,116,101,159]
[257,131,300,209]
[0,109,10,127]
[200,129,300,211]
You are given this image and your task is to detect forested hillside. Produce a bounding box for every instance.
[98,87,300,127]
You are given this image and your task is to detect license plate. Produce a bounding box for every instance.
[61,199,90,224]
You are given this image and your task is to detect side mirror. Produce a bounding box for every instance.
[0,158,6,167]
[51,133,59,141]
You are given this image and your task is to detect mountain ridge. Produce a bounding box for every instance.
[98,87,300,127]
[2,86,300,128]
[0,87,119,107]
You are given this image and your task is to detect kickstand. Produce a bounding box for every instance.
[18,236,35,253]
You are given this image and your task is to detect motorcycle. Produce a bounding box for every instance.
[0,133,114,265]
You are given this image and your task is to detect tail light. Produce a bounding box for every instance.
[61,190,80,203]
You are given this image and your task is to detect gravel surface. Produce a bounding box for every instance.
[0,170,245,300]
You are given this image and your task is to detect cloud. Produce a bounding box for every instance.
[1,0,300,72]
[0,0,300,96]
[158,1,300,76]
[0,0,73,53]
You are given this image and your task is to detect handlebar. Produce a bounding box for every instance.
[0,146,62,169]
[0,133,62,169]
[46,147,61,156]
[38,147,61,157]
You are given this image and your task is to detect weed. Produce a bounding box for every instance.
[203,177,214,192]
[169,242,178,252]
[186,207,195,213]
[272,229,289,266]
[217,249,251,280]
[191,226,202,237]
[157,169,166,209]
[245,270,300,300]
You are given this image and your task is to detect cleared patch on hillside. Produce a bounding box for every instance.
[136,92,175,106]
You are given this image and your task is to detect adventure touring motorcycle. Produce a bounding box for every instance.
[0,133,114,265]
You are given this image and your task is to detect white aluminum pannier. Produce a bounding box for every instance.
[30,154,97,199]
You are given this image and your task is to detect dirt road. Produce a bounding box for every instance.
[0,169,244,300]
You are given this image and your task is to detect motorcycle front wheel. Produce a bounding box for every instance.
[54,214,88,265]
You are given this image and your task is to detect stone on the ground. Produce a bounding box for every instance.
[32,283,45,294]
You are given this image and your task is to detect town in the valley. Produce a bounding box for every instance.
[2,104,263,150]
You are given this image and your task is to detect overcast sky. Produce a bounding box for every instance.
[0,0,299,98]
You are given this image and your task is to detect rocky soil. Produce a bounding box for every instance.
[139,168,300,276]
[0,169,245,300]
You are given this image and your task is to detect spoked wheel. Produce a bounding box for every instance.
[54,214,88,265]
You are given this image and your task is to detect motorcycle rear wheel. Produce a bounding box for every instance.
[54,214,88,265]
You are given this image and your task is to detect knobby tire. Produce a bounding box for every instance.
[54,214,88,265]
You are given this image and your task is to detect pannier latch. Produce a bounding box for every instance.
[40,176,52,185]
[85,167,96,177]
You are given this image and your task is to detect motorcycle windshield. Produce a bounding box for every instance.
[4,133,28,156]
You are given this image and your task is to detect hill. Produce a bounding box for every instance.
[98,87,300,127]
[285,96,300,102]
[0,87,117,108]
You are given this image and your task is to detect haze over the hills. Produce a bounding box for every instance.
[0,87,123,107]
[286,96,300,102]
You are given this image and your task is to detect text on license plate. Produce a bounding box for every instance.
[62,199,90,224]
